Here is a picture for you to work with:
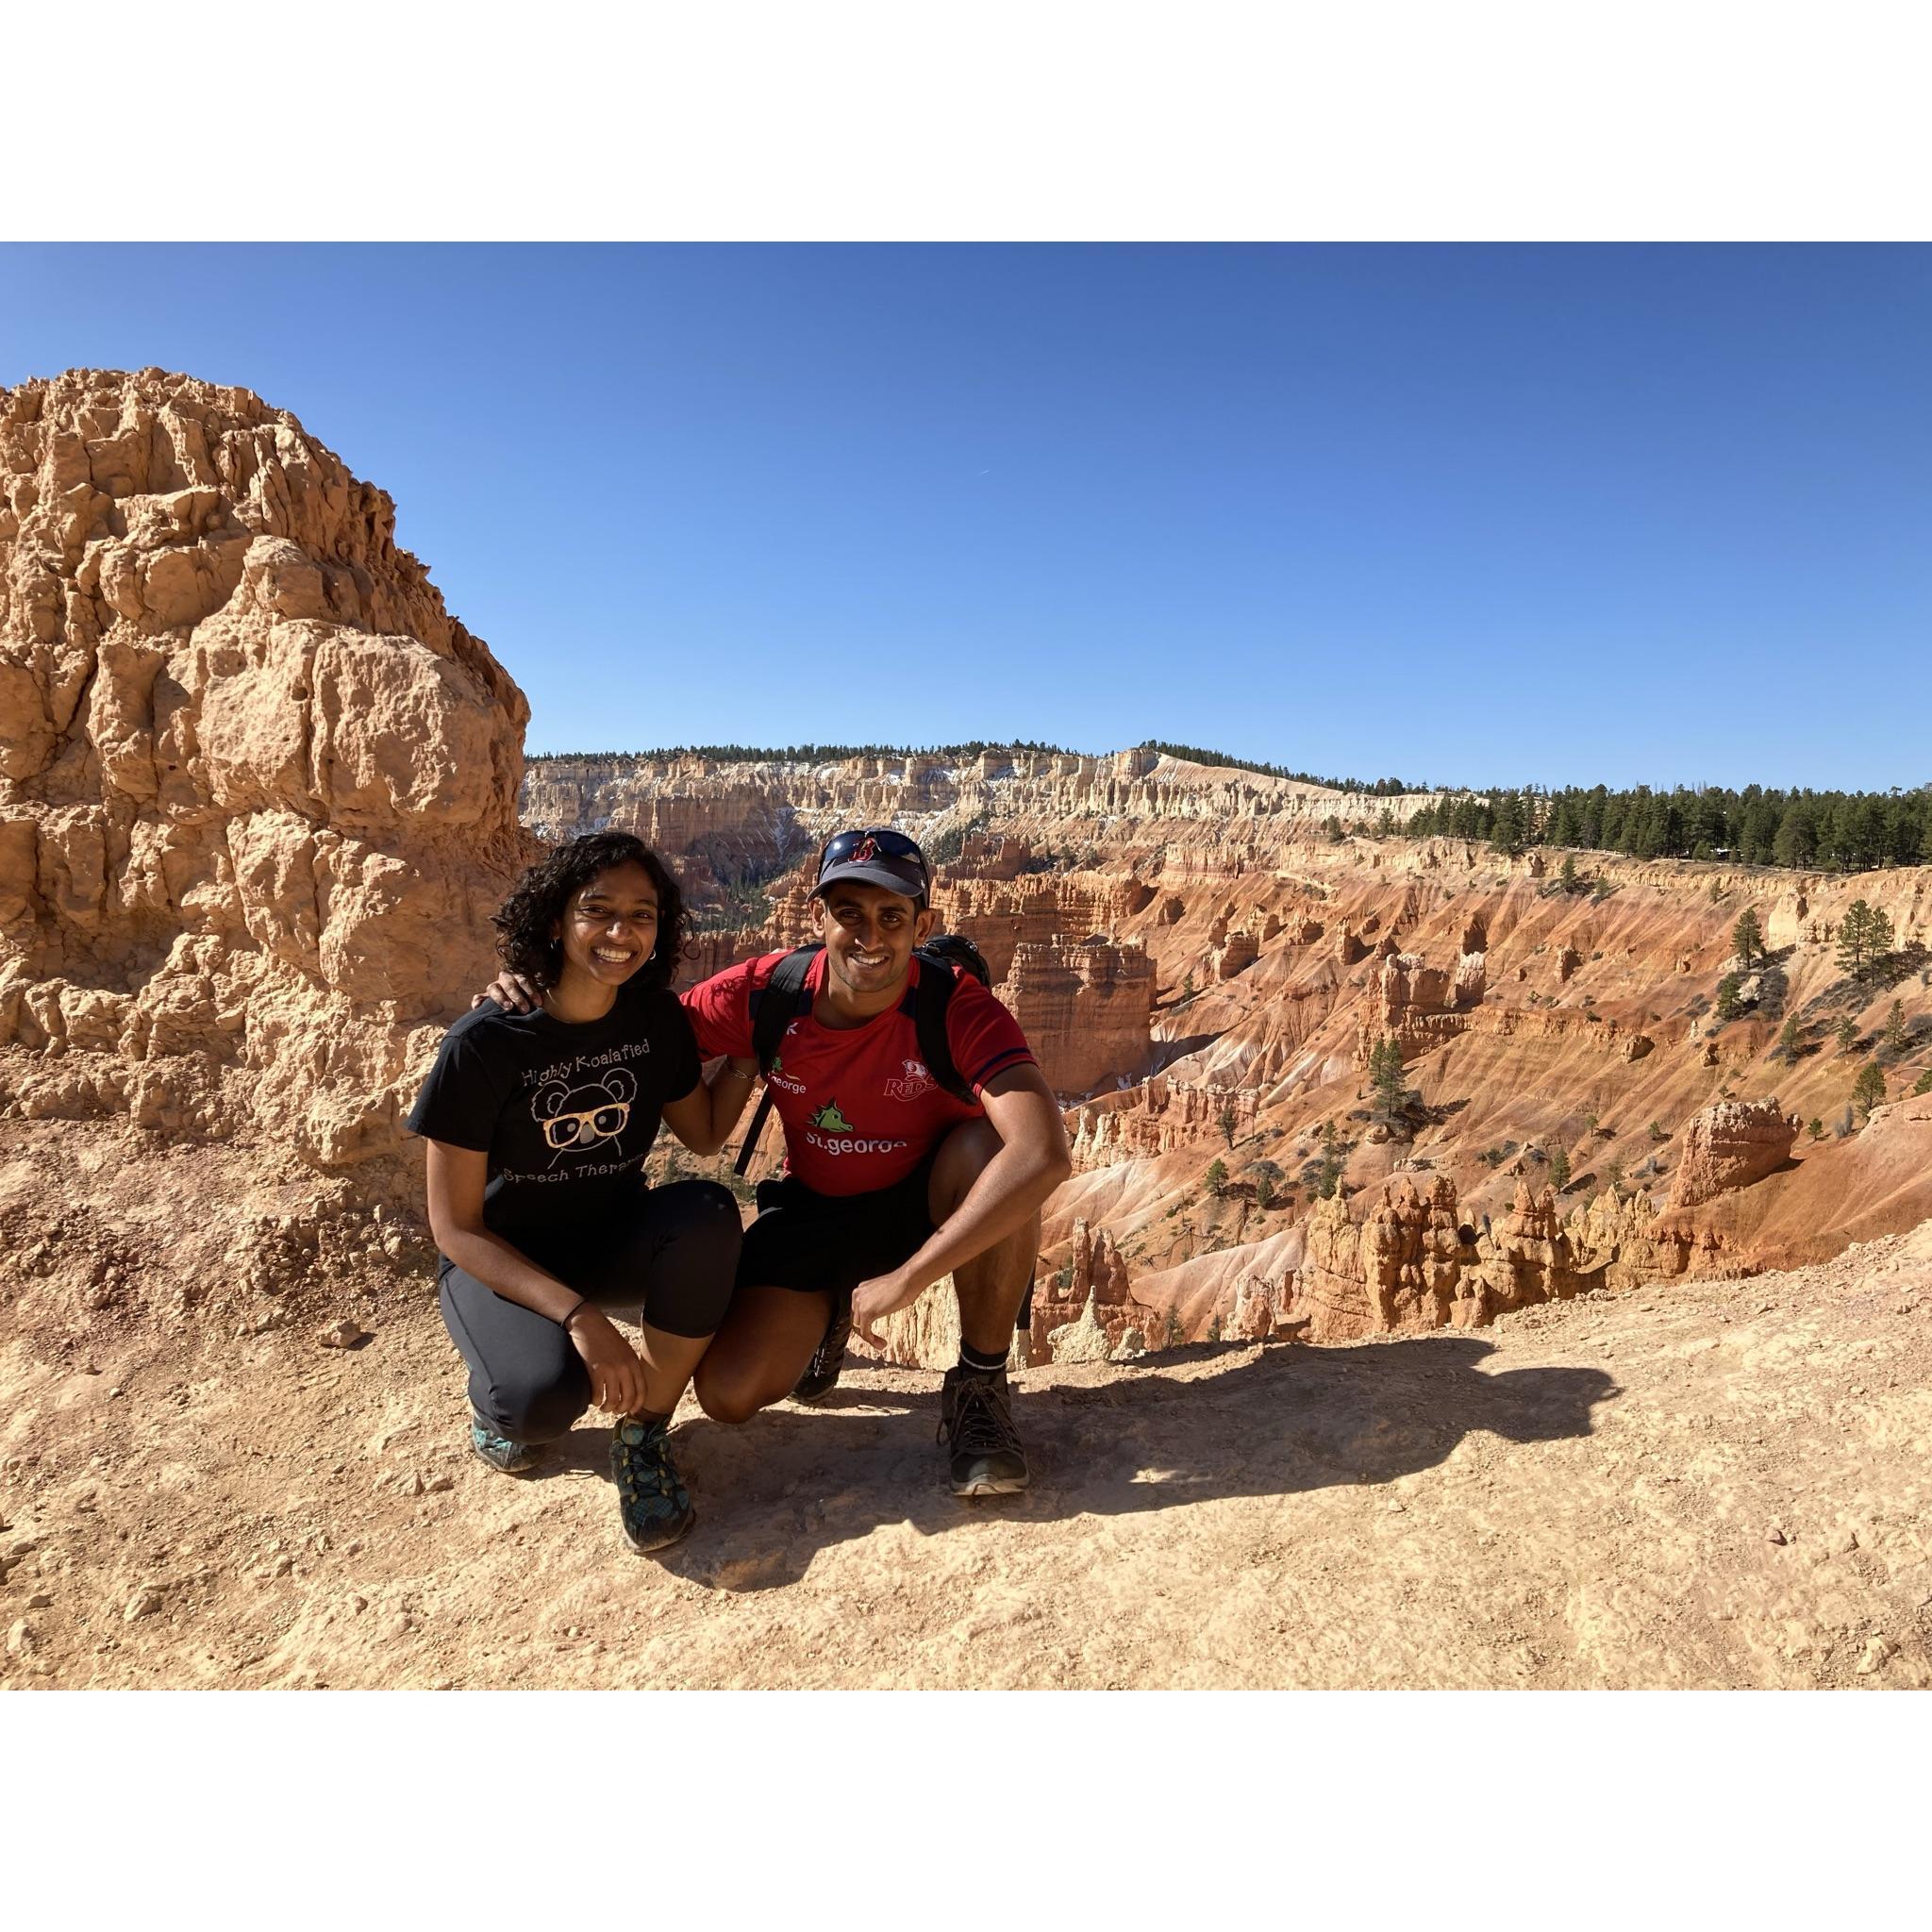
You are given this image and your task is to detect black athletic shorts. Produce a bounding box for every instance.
[735,1151,939,1299]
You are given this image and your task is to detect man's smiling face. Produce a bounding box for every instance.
[813,879,936,999]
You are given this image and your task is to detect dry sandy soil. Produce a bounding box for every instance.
[5,1208,1928,1691]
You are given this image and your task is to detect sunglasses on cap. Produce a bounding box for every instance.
[815,826,932,892]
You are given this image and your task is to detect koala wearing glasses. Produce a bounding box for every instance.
[533,1065,638,1167]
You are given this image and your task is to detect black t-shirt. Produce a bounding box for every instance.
[404,989,701,1235]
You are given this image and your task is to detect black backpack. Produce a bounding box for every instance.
[732,936,993,1176]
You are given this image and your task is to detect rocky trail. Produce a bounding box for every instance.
[6,1224,1928,1690]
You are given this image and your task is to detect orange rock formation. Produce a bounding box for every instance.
[0,369,531,1184]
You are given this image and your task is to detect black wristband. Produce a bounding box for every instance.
[558,1296,589,1330]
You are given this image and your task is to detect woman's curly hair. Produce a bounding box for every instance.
[491,832,688,993]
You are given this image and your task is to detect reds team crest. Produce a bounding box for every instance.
[884,1057,936,1102]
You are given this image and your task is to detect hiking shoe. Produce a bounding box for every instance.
[938,1366,1031,1497]
[790,1302,852,1405]
[470,1413,540,1475]
[610,1416,695,1554]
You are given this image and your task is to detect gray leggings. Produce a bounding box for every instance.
[439,1179,742,1443]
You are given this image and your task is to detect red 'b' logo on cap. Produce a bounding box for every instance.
[853,835,879,862]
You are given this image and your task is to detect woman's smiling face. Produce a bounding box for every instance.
[553,860,659,991]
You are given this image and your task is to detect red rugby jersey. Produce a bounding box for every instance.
[681,950,1038,1196]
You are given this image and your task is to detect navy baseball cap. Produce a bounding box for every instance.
[812,827,932,903]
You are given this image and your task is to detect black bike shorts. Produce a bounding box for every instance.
[735,1152,939,1300]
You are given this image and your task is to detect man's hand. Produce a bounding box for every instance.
[474,970,541,1013]
[850,1266,928,1350]
[566,1307,649,1417]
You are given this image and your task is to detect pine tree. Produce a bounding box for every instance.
[1217,1098,1238,1149]
[1316,1121,1343,1200]
[1715,974,1743,1022]
[1548,1145,1571,1192]
[1254,1172,1274,1210]
[1868,905,1895,966]
[1914,1067,1932,1097]
[1835,902,1874,977]
[1774,1015,1801,1063]
[1835,1015,1859,1053]
[1731,908,1762,969]
[1490,791,1524,856]
[1883,1001,1908,1055]
[1852,1061,1886,1116]
[1205,1158,1228,1198]
[1559,854,1578,894]
[1369,1037,1407,1119]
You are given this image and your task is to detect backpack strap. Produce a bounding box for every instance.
[750,944,820,1072]
[733,945,821,1177]
[910,955,975,1106]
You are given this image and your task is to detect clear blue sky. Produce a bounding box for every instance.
[3,243,1926,791]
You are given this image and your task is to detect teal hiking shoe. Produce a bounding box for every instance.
[610,1416,695,1554]
[470,1412,540,1474]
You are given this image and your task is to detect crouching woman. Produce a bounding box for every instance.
[404,833,755,1555]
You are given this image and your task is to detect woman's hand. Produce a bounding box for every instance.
[567,1306,649,1417]
[474,971,541,1013]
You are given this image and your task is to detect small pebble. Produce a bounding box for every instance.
[25,1591,53,1610]
[108,1388,124,1400]
[124,1588,161,1622]
[318,1319,367,1350]
[1765,1526,1788,1545]
[425,1474,455,1493]
[6,1619,33,1656]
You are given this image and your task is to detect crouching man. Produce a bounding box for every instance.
[688,828,1070,1494]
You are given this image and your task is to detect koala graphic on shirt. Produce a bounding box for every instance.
[532,1065,637,1168]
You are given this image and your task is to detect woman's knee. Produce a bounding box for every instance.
[481,1366,588,1444]
[647,1180,743,1337]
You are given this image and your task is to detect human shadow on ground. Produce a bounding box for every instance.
[554,1333,1619,1594]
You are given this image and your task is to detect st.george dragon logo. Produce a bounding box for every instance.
[883,1058,936,1103]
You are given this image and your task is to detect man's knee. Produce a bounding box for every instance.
[691,1361,766,1426]
[929,1116,1002,1219]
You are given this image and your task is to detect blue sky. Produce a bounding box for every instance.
[3,243,1926,791]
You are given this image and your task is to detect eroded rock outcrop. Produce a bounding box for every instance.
[1295,1174,1474,1341]
[1027,1216,1140,1363]
[0,369,532,1168]
[1667,1097,1801,1210]
[1002,938,1155,1096]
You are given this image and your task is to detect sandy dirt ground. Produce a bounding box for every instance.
[4,1220,1929,1691]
